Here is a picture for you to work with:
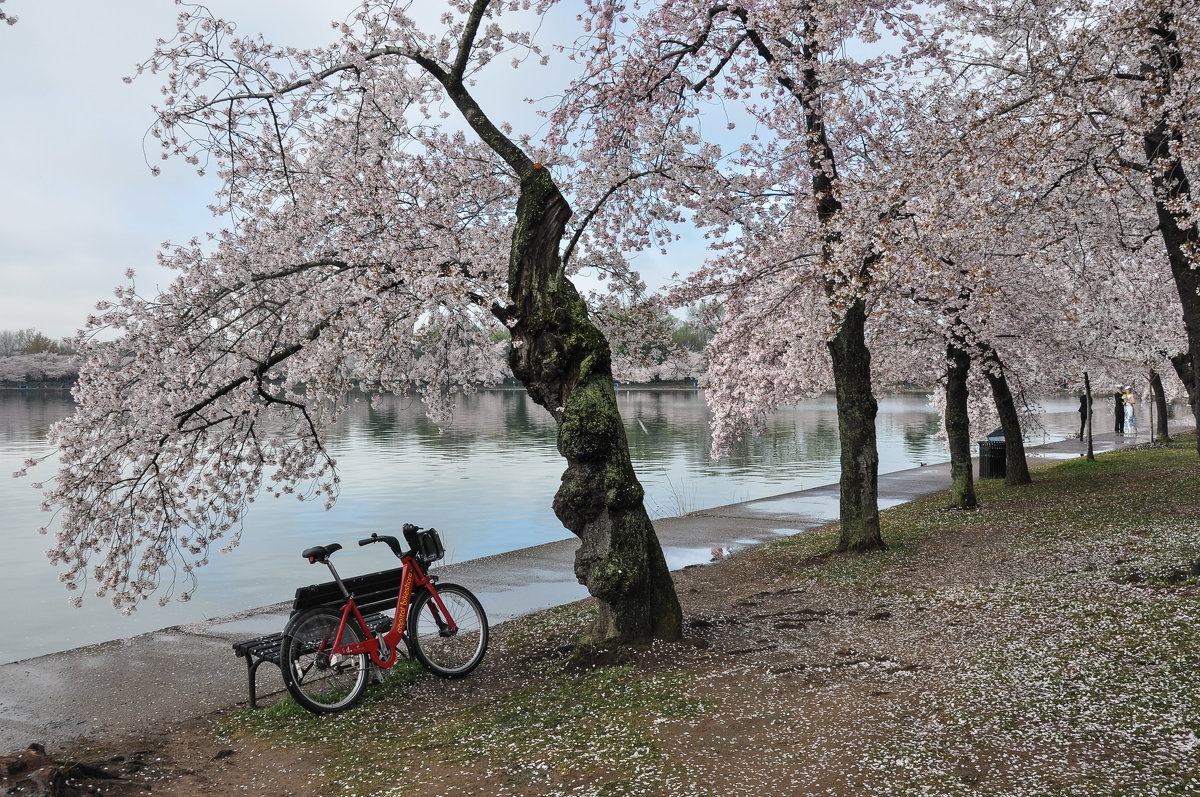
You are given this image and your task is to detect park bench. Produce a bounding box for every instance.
[231,566,406,707]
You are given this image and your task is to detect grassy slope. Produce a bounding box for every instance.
[219,437,1200,796]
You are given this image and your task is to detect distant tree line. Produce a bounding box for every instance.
[0,311,714,392]
[0,329,79,385]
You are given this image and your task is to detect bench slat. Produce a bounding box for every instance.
[233,611,392,662]
[292,566,406,617]
[232,635,283,658]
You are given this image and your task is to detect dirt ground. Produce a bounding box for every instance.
[5,488,1196,796]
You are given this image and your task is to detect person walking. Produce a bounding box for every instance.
[1114,389,1125,434]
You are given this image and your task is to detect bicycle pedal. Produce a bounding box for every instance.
[374,633,394,663]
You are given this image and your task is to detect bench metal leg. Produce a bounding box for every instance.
[246,657,265,708]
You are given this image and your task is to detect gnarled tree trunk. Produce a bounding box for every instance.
[1148,144,1200,452]
[432,26,682,645]
[500,167,682,644]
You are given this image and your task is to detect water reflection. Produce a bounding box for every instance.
[0,389,71,445]
[0,387,1169,663]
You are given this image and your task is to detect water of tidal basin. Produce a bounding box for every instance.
[0,387,1116,663]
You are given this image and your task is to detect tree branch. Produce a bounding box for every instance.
[564,168,664,266]
[172,317,332,429]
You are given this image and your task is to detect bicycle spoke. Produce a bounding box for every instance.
[408,584,488,677]
[282,608,369,714]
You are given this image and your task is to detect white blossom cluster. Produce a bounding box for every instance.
[32,2,561,612]
[553,0,1200,459]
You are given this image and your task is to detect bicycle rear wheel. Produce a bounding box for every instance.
[407,583,488,677]
[280,607,370,714]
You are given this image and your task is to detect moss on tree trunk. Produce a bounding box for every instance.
[499,167,682,644]
[828,299,884,552]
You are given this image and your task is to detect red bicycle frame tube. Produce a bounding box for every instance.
[326,557,460,669]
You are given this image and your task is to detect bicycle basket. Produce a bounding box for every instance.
[416,528,445,565]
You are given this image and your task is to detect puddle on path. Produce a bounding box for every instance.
[744,493,842,519]
[471,580,590,624]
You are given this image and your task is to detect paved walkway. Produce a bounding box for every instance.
[0,427,1173,751]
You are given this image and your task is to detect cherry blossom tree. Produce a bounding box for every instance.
[939,0,1200,450]
[555,0,940,552]
[31,1,681,643]
[865,0,1193,503]
[883,154,1055,491]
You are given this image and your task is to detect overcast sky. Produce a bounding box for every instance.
[0,2,357,340]
[0,1,684,343]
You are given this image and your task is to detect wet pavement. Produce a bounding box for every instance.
[0,427,1172,752]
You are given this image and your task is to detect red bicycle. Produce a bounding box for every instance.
[280,524,488,714]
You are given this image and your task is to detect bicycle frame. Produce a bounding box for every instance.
[321,556,459,669]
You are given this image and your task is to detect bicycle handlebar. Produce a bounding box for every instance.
[357,531,410,560]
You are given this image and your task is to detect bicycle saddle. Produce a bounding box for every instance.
[302,543,342,563]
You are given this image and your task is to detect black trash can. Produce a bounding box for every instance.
[977,427,1007,479]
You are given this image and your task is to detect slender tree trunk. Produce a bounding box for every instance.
[945,340,977,508]
[979,344,1031,485]
[827,299,884,551]
[1145,13,1200,455]
[1084,371,1095,461]
[1149,369,1171,443]
[500,167,682,644]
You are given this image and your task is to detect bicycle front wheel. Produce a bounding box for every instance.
[407,583,488,677]
[280,607,369,714]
